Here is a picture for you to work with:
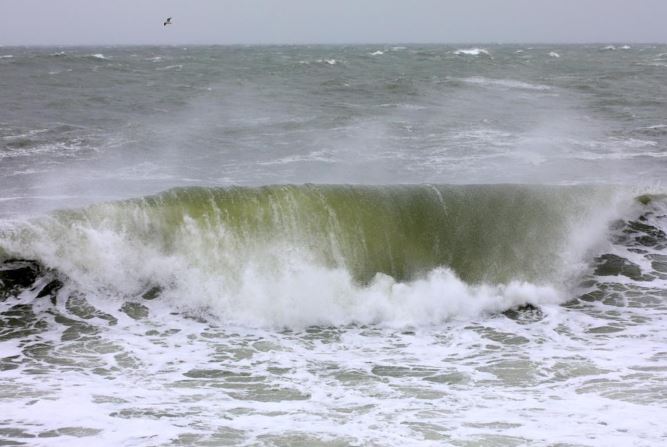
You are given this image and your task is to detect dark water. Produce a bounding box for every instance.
[1,45,667,446]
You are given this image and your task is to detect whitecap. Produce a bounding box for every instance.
[462,76,552,91]
[155,64,183,71]
[619,138,658,148]
[0,55,13,59]
[258,150,335,166]
[90,53,107,60]
[48,68,73,75]
[454,48,489,56]
[370,50,384,56]
[549,51,560,58]
[314,59,337,65]
[638,124,667,132]
[303,59,338,65]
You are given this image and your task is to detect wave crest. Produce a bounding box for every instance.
[0,185,630,327]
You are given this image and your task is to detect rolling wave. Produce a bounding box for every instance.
[0,185,641,327]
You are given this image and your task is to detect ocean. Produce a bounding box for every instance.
[1,44,666,446]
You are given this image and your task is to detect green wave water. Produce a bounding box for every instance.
[1,184,626,289]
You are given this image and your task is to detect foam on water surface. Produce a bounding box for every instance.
[1,282,666,446]
[461,76,553,91]
[0,184,630,327]
[454,48,490,56]
[1,187,666,445]
[1,44,667,446]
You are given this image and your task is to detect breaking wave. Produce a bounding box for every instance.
[454,48,490,56]
[461,76,552,91]
[0,185,642,327]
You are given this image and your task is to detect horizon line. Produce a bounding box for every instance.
[2,41,665,48]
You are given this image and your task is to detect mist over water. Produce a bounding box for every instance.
[1,45,667,446]
[1,45,667,216]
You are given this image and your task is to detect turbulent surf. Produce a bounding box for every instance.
[0,184,634,327]
[1,45,667,446]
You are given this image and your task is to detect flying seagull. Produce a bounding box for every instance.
[163,17,172,26]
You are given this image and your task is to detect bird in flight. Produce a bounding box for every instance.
[163,17,172,26]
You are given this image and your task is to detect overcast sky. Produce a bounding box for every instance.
[1,0,666,46]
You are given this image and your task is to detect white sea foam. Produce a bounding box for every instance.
[5,222,562,328]
[2,276,665,447]
[461,76,552,91]
[48,68,73,75]
[619,137,658,148]
[1,44,666,447]
[0,141,89,160]
[549,51,560,58]
[215,266,564,328]
[454,48,489,56]
[257,150,335,166]
[370,50,384,56]
[301,59,338,65]
[90,53,107,60]
[0,55,13,59]
[155,64,183,71]
[2,128,50,140]
[639,124,667,131]
[0,188,627,329]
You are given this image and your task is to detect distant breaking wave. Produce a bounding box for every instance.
[461,76,552,91]
[155,64,183,71]
[454,48,490,56]
[300,59,338,65]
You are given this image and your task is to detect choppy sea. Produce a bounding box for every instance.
[1,44,667,446]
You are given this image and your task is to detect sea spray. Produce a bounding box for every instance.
[0,184,629,327]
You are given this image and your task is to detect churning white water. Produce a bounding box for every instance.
[1,45,667,446]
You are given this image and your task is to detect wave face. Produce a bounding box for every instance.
[0,185,626,326]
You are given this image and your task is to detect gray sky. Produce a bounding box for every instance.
[1,0,666,46]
